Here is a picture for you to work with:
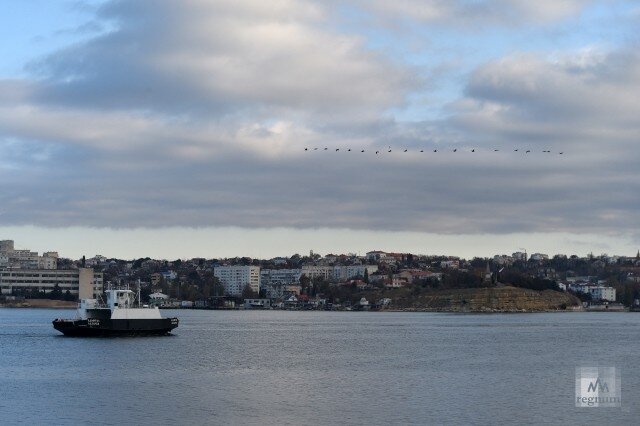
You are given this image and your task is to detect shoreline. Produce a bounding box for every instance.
[0,299,77,309]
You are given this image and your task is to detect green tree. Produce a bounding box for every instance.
[241,284,258,299]
[50,283,63,300]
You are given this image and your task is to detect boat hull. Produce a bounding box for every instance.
[53,317,178,337]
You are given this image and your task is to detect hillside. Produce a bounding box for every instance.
[389,286,581,312]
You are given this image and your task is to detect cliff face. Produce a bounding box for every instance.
[393,286,580,312]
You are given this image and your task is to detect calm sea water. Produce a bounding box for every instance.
[0,309,638,425]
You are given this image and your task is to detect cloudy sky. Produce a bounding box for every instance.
[1,0,639,259]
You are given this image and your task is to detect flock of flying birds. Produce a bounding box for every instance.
[304,147,564,154]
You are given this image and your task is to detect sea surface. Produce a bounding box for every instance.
[0,309,638,425]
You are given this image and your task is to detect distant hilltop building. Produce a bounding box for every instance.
[529,253,549,261]
[0,240,58,269]
[512,251,527,261]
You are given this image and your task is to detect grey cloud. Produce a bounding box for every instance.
[29,0,412,118]
[1,0,640,241]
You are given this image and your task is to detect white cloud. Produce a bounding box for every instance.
[32,0,411,117]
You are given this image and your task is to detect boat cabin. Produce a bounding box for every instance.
[107,289,136,310]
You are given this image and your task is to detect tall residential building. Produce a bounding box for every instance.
[214,265,260,296]
[301,265,333,281]
[0,267,103,298]
[261,269,302,298]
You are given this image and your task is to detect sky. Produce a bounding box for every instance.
[1,0,639,260]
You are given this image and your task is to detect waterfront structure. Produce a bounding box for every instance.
[214,265,260,296]
[0,267,103,298]
[244,298,271,309]
[149,292,169,305]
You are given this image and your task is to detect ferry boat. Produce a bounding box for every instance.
[53,288,178,337]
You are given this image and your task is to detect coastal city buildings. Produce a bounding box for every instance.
[0,238,632,309]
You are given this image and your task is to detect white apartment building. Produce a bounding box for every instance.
[214,265,260,296]
[301,265,333,281]
[0,267,103,298]
[589,286,617,302]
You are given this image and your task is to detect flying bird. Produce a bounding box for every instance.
[453,149,457,152]
[526,150,531,153]
[404,149,408,152]
[494,149,499,152]
[336,148,339,151]
[304,148,308,151]
[471,149,475,152]
[433,149,437,152]
[324,147,328,151]
[347,149,351,152]
[514,149,518,152]
[376,150,379,154]
[420,150,424,152]
[361,150,365,153]
[559,152,564,155]
[314,148,318,151]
